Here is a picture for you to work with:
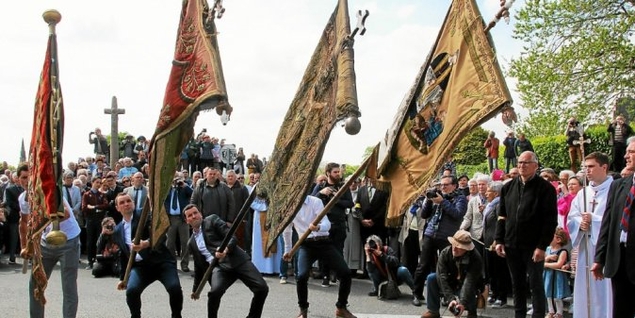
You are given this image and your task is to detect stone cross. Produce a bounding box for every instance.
[104,96,125,165]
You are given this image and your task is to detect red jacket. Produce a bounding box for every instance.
[483,137,500,158]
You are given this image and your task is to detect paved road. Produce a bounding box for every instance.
[0,256,528,318]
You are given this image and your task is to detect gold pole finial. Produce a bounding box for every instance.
[42,10,62,25]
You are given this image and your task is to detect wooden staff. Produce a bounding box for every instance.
[285,156,370,259]
[121,198,151,287]
[192,183,259,299]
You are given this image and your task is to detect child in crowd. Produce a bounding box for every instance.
[543,227,571,318]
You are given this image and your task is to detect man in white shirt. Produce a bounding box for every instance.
[19,176,81,318]
[282,195,356,318]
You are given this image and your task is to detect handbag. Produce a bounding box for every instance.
[378,258,401,300]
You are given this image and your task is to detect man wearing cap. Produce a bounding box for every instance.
[421,229,483,318]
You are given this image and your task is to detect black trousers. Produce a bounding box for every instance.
[297,239,352,309]
[612,245,635,318]
[85,217,103,265]
[208,261,269,318]
[485,249,511,301]
[412,236,450,297]
[505,247,545,318]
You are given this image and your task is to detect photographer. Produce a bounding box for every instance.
[88,128,109,162]
[564,117,583,172]
[121,134,136,160]
[607,114,633,171]
[164,173,193,272]
[92,217,122,278]
[365,235,415,299]
[421,230,483,318]
[412,175,468,307]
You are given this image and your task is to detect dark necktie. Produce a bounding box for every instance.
[621,183,635,232]
[171,189,179,210]
[65,185,72,204]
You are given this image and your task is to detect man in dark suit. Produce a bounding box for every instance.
[2,165,27,264]
[593,136,635,317]
[113,193,183,318]
[164,173,194,272]
[355,178,388,244]
[184,204,268,318]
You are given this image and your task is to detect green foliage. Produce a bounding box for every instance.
[456,162,490,179]
[509,0,635,136]
[453,126,488,165]
[105,131,131,144]
[523,124,612,171]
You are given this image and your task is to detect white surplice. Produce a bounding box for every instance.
[566,177,613,318]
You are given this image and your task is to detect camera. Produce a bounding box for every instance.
[425,188,441,199]
[105,224,114,231]
[368,240,377,250]
[449,304,461,316]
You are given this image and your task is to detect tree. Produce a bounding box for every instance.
[509,0,635,136]
[453,126,489,166]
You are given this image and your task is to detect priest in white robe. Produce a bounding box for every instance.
[567,152,613,318]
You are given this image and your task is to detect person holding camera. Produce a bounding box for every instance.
[355,178,388,263]
[364,235,415,299]
[483,131,500,173]
[165,173,194,272]
[121,135,136,160]
[420,230,483,318]
[411,175,468,307]
[88,128,109,162]
[92,217,122,278]
[607,114,634,172]
[565,117,584,172]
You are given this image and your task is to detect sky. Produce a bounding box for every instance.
[0,0,525,168]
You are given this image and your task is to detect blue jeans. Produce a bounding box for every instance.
[126,259,183,318]
[426,273,476,314]
[280,232,298,278]
[296,240,351,309]
[488,157,498,172]
[30,236,80,318]
[368,265,415,292]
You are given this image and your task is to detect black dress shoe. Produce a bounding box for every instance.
[368,290,378,297]
[181,267,190,273]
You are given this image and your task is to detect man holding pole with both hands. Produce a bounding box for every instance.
[184,204,268,318]
[282,194,356,318]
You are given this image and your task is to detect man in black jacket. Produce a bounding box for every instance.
[495,151,557,318]
[113,193,183,318]
[164,174,194,272]
[3,165,27,264]
[421,230,483,318]
[311,162,353,287]
[184,204,268,318]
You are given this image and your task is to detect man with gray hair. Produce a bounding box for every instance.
[495,151,557,318]
[63,171,83,230]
